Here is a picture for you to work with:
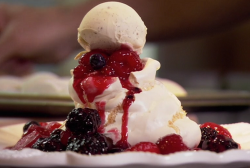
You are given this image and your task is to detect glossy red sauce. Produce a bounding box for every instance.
[73,48,143,148]
[95,101,106,133]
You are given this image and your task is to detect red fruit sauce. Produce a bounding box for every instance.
[73,48,143,148]
[126,142,161,154]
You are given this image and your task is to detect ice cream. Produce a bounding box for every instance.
[69,2,201,149]
[77,2,147,54]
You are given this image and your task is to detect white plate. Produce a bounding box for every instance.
[1,123,250,168]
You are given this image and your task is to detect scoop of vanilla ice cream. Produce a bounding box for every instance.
[77,2,147,54]
[69,58,201,148]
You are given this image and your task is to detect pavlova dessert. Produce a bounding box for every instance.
[4,2,241,155]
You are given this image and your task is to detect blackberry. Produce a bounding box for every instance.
[66,108,101,135]
[90,54,106,70]
[32,134,66,152]
[66,133,111,155]
[23,121,40,133]
[50,129,63,139]
[202,134,239,153]
[198,127,218,148]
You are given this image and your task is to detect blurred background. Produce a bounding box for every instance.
[0,0,250,124]
[1,0,249,91]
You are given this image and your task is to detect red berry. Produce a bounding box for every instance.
[200,122,232,138]
[45,122,62,133]
[126,142,160,154]
[73,64,93,79]
[156,134,189,155]
[60,129,73,146]
[11,125,51,150]
[23,124,50,137]
[39,122,48,127]
[107,49,143,81]
[11,130,42,150]
[23,121,40,132]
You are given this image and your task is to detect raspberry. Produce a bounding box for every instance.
[23,121,40,133]
[201,134,239,153]
[66,133,111,155]
[45,122,62,133]
[198,127,218,148]
[90,54,107,70]
[39,122,48,127]
[66,108,101,135]
[107,49,143,81]
[200,122,232,138]
[156,134,189,155]
[126,142,160,154]
[73,64,93,79]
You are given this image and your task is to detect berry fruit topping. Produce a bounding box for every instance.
[201,134,239,153]
[78,49,108,67]
[65,108,101,135]
[156,134,189,155]
[198,127,218,148]
[66,133,112,155]
[200,122,232,138]
[11,124,51,150]
[108,49,143,81]
[126,142,160,154]
[90,53,107,70]
[73,48,143,104]
[32,129,66,152]
[23,121,40,133]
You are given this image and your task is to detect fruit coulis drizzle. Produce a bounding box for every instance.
[95,101,106,133]
[8,47,240,154]
[73,48,143,148]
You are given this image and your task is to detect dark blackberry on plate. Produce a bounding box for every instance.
[65,108,101,135]
[66,133,112,155]
[201,134,239,153]
[32,130,66,152]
